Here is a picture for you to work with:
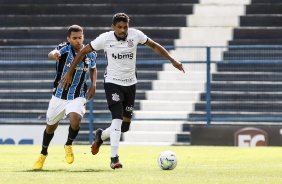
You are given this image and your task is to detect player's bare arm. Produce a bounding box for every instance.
[87,67,97,101]
[59,44,93,89]
[48,50,61,62]
[145,38,185,73]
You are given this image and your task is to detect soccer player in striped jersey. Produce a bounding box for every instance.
[60,13,185,169]
[34,25,97,170]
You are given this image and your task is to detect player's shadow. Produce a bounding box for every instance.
[22,168,107,172]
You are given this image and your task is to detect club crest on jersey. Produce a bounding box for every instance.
[127,39,134,48]
[112,93,120,101]
[85,57,91,65]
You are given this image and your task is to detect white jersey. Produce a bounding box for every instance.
[90,28,148,86]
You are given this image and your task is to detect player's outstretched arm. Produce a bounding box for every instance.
[59,44,93,89]
[145,38,185,73]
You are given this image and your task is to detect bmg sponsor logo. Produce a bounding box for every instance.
[234,127,268,147]
[112,52,133,60]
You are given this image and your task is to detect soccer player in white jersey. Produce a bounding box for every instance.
[34,25,97,170]
[60,13,185,169]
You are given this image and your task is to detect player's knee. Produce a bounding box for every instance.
[46,124,58,134]
[109,103,123,119]
[121,121,131,133]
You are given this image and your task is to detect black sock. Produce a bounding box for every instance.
[65,125,80,145]
[41,129,54,155]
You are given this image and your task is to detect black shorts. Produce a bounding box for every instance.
[104,82,136,119]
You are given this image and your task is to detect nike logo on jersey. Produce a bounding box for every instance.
[110,45,115,47]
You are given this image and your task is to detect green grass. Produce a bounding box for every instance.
[0,145,282,184]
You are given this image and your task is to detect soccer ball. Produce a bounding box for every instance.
[157,150,178,170]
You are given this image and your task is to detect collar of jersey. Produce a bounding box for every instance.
[114,32,127,41]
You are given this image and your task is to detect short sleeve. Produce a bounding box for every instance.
[89,52,97,69]
[136,29,148,44]
[55,42,68,54]
[56,42,67,50]
[89,33,107,51]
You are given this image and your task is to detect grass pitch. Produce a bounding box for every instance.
[0,145,282,184]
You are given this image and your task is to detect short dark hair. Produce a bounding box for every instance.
[112,13,130,25]
[68,25,83,36]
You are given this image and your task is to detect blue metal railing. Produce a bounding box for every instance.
[206,46,211,126]
[1,45,282,144]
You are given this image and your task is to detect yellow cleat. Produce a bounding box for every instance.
[34,154,47,170]
[64,145,74,164]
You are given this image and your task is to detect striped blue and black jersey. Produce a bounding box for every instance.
[52,42,97,100]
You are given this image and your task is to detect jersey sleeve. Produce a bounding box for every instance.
[89,51,97,69]
[136,29,148,44]
[55,44,61,51]
[56,42,68,54]
[89,33,107,51]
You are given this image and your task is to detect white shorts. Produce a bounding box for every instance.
[46,95,86,125]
